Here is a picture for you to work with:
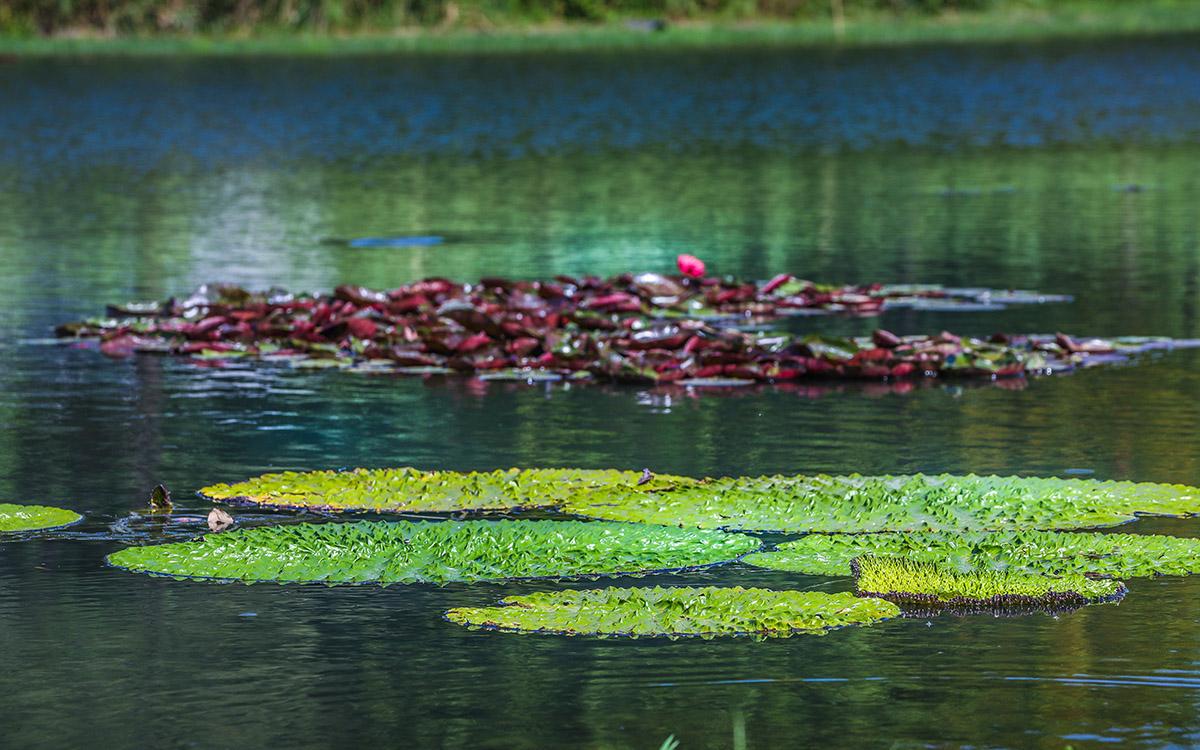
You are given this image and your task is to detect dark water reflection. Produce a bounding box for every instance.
[2,36,1200,749]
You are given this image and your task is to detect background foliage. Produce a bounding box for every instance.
[0,0,1141,35]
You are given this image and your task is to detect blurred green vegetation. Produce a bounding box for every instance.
[0,0,1194,36]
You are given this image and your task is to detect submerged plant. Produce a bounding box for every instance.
[852,556,1126,608]
[106,519,760,585]
[0,503,82,532]
[444,586,900,639]
[563,473,1200,533]
[200,466,679,513]
[744,530,1200,578]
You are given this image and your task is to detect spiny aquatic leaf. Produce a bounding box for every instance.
[852,556,1126,608]
[0,503,83,532]
[563,473,1200,533]
[444,586,899,639]
[744,530,1200,578]
[199,467,681,513]
[106,520,760,585]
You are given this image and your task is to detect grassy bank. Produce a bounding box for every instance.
[2,2,1199,55]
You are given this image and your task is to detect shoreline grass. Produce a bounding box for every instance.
[3,4,1200,56]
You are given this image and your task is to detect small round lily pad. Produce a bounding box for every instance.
[852,556,1127,609]
[0,503,83,532]
[199,467,683,514]
[105,519,760,585]
[445,586,900,639]
[744,530,1200,578]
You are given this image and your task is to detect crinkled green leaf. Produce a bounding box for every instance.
[853,556,1126,607]
[200,467,681,513]
[564,473,1200,533]
[0,503,82,532]
[445,586,899,638]
[745,529,1200,578]
[106,520,760,585]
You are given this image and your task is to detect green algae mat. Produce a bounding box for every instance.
[444,586,900,639]
[0,503,82,532]
[200,467,682,513]
[744,530,1200,578]
[562,473,1200,533]
[106,519,760,585]
[852,556,1127,608]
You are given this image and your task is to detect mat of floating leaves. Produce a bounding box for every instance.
[199,467,685,513]
[851,556,1127,609]
[562,473,1200,533]
[444,586,900,639]
[105,520,760,585]
[744,530,1200,578]
[0,503,83,533]
[54,275,1174,386]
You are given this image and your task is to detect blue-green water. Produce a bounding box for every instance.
[2,37,1200,749]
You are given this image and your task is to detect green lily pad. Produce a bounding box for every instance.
[852,556,1126,608]
[444,587,899,639]
[744,530,1200,578]
[0,503,83,532]
[563,473,1200,533]
[105,520,760,585]
[199,467,682,513]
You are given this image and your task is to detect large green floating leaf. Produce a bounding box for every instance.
[852,556,1126,608]
[563,473,1200,533]
[745,530,1200,578]
[444,586,900,639]
[200,467,677,514]
[106,520,760,585]
[0,503,82,532]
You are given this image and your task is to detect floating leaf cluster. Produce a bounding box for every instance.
[0,503,82,532]
[852,556,1127,608]
[54,275,1180,386]
[564,473,1200,533]
[744,529,1200,578]
[105,520,760,585]
[444,586,900,638]
[200,466,678,513]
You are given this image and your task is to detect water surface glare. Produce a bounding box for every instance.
[2,36,1200,749]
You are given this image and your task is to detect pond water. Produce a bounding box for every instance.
[3,36,1200,749]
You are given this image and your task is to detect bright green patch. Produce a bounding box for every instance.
[852,556,1126,607]
[106,520,760,585]
[0,503,82,532]
[563,473,1200,533]
[445,586,899,639]
[200,467,680,514]
[745,530,1200,578]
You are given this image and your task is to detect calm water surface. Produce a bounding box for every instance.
[2,37,1200,749]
